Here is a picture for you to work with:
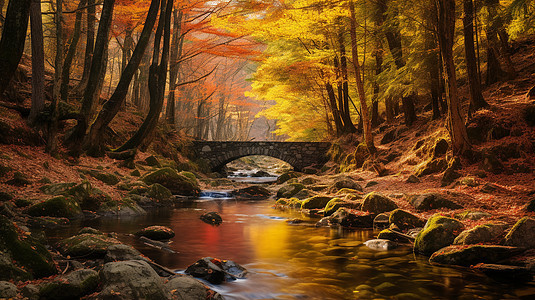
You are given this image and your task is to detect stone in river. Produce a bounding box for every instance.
[200,212,223,225]
[364,239,398,251]
[185,257,247,284]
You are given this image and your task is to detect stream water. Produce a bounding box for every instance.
[46,196,535,299]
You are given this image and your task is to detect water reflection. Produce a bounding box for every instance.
[45,199,535,299]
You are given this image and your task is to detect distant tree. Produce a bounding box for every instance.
[0,0,31,96]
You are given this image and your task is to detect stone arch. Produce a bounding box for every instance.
[211,149,287,172]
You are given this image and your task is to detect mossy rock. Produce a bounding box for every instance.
[408,193,462,211]
[39,182,77,195]
[454,210,491,221]
[26,196,82,219]
[28,216,70,229]
[389,209,425,231]
[324,198,344,216]
[276,171,299,184]
[56,233,122,258]
[429,245,522,267]
[38,269,99,300]
[0,250,31,281]
[141,167,200,196]
[14,198,32,208]
[179,171,197,181]
[453,223,508,245]
[78,227,104,235]
[80,169,120,185]
[329,208,375,228]
[301,195,332,210]
[414,158,447,177]
[300,177,318,185]
[292,188,315,200]
[147,183,173,202]
[63,181,93,200]
[233,186,271,199]
[361,192,398,214]
[277,183,305,199]
[413,215,464,256]
[145,155,161,167]
[0,215,57,280]
[275,198,302,209]
[200,212,222,225]
[6,171,31,186]
[98,197,147,217]
[377,229,406,242]
[135,226,175,240]
[329,178,363,192]
[504,217,535,249]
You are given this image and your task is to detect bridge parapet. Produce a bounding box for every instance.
[190,141,332,172]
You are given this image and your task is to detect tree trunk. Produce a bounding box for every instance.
[28,0,44,125]
[60,0,86,102]
[325,82,344,136]
[377,0,416,126]
[165,8,183,125]
[115,0,171,152]
[0,0,31,95]
[338,30,357,134]
[349,0,375,153]
[436,0,470,155]
[463,0,488,113]
[371,40,383,127]
[67,0,114,154]
[85,0,160,156]
[74,0,95,96]
[46,0,64,154]
[485,0,511,85]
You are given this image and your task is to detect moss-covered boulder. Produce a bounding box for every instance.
[414,215,464,256]
[38,269,99,300]
[0,216,57,280]
[80,169,120,185]
[0,281,17,298]
[429,245,522,267]
[39,182,77,195]
[300,177,319,185]
[377,229,406,242]
[389,209,425,231]
[300,195,331,210]
[6,171,31,186]
[454,223,507,245]
[324,198,344,216]
[98,197,147,217]
[141,167,200,196]
[26,196,82,219]
[28,216,70,229]
[276,171,299,184]
[56,233,122,258]
[504,217,535,249]
[277,183,305,199]
[275,198,302,209]
[233,186,271,199]
[329,178,363,193]
[414,158,447,177]
[147,183,173,202]
[165,275,224,300]
[104,244,145,263]
[454,210,492,221]
[361,192,398,214]
[135,226,175,240]
[329,208,374,228]
[408,193,462,211]
[292,188,315,200]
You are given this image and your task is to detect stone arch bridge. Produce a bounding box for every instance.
[191,141,332,172]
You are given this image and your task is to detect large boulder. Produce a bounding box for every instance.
[408,193,462,211]
[185,257,247,284]
[276,171,299,184]
[430,245,522,267]
[414,158,447,177]
[141,167,200,196]
[147,183,173,203]
[57,233,122,258]
[414,215,464,256]
[329,177,363,192]
[233,186,271,199]
[361,192,398,214]
[504,217,535,249]
[324,198,359,216]
[99,260,169,299]
[0,216,57,280]
[26,196,83,219]
[324,208,374,228]
[453,223,508,245]
[105,244,145,263]
[79,169,120,185]
[135,226,175,241]
[165,276,224,300]
[300,195,331,210]
[389,209,425,231]
[0,281,17,299]
[277,183,305,199]
[37,269,99,300]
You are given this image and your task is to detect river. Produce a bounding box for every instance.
[45,194,535,299]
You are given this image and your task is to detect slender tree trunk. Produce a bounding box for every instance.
[349,0,375,153]
[463,0,488,113]
[436,0,470,155]
[338,30,357,134]
[0,0,31,95]
[74,0,95,96]
[46,0,64,154]
[325,82,344,136]
[485,0,510,85]
[28,0,44,125]
[67,0,114,154]
[60,0,86,102]
[371,40,383,127]
[115,0,172,152]
[165,8,183,125]
[85,0,160,156]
